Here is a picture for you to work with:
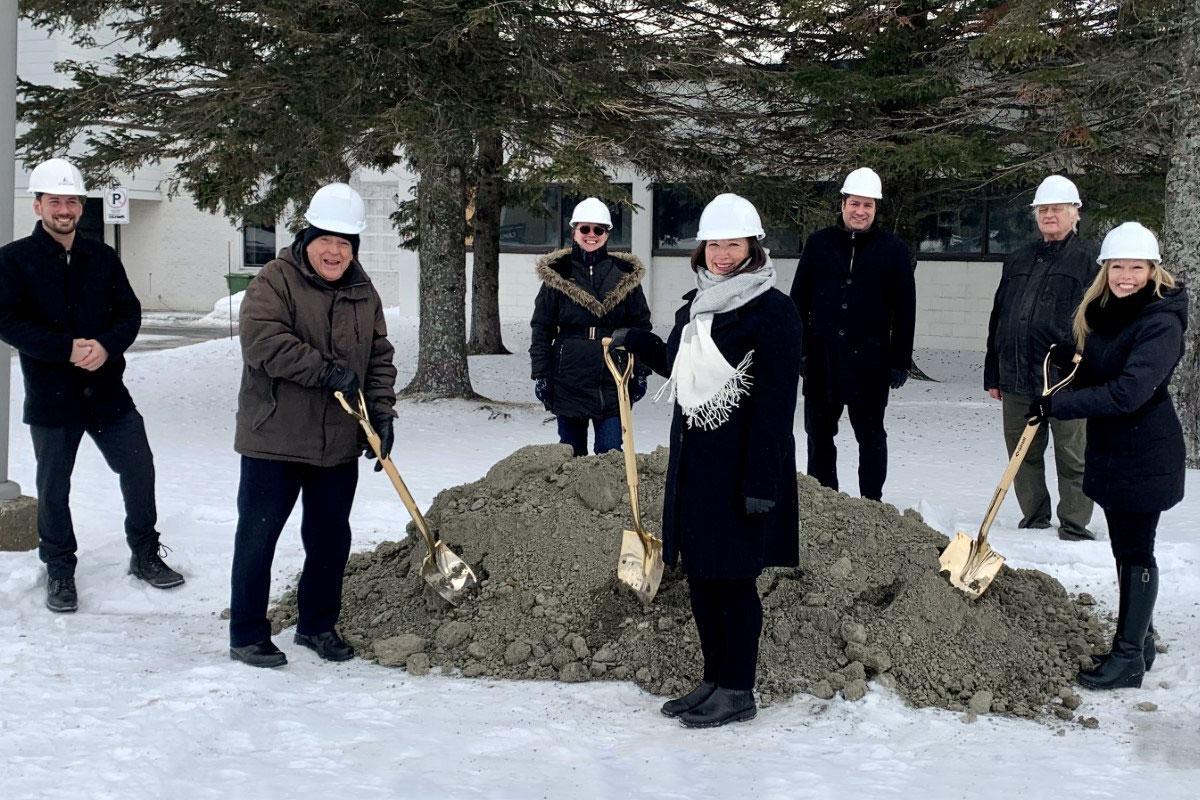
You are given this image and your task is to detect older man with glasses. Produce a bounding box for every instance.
[984,175,1099,541]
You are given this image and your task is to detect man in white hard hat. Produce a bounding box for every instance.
[789,167,916,501]
[0,157,185,613]
[984,174,1098,540]
[229,182,397,668]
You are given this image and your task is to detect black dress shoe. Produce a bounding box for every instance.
[294,631,355,662]
[230,640,288,668]
[46,576,78,613]
[678,688,757,728]
[661,681,716,718]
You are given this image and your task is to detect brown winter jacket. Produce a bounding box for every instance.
[234,241,397,467]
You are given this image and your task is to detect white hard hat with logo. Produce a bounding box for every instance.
[1030,175,1082,208]
[28,158,87,196]
[304,182,367,234]
[1098,222,1161,265]
[839,167,883,199]
[568,197,613,228]
[696,193,766,240]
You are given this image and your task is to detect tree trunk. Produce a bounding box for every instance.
[402,148,479,399]
[1165,6,1200,466]
[468,129,510,355]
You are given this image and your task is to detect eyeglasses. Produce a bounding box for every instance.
[576,224,610,236]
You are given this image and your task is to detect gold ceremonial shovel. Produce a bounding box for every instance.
[939,347,1082,599]
[602,339,665,605]
[335,390,478,605]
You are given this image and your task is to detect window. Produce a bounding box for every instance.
[915,189,1033,260]
[77,198,105,243]
[652,184,802,257]
[243,223,276,268]
[498,184,633,251]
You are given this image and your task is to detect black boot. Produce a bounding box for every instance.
[1079,566,1157,690]
[294,630,355,662]
[129,545,185,589]
[661,681,716,718]
[678,688,757,728]
[46,575,78,613]
[230,639,288,668]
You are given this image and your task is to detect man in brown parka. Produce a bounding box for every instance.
[228,183,397,668]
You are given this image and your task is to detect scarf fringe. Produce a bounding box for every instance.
[655,350,754,431]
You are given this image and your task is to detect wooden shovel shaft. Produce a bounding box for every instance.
[601,343,646,533]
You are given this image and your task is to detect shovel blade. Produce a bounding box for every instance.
[420,542,479,605]
[939,531,1005,600]
[617,529,664,605]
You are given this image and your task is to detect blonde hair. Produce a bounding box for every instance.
[1072,259,1176,349]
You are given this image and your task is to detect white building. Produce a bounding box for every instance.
[12,20,1005,351]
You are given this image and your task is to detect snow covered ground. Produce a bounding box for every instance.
[2,315,1197,799]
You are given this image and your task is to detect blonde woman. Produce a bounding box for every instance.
[1027,222,1186,690]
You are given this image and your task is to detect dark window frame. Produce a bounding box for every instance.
[494,183,634,254]
[650,184,803,259]
[241,222,276,270]
[914,190,1036,263]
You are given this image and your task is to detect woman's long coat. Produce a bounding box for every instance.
[1052,286,1188,512]
[638,287,803,579]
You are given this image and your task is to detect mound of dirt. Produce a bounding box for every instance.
[271,444,1107,718]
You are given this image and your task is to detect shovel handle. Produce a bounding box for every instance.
[601,339,647,534]
[333,390,439,555]
[975,348,1082,547]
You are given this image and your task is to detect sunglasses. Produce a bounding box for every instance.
[576,224,610,236]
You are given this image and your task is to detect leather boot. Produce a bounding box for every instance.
[661,681,716,718]
[230,639,288,668]
[1090,563,1158,671]
[1079,566,1157,690]
[678,688,757,728]
[294,630,355,662]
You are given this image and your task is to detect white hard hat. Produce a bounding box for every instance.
[1030,175,1082,208]
[695,193,766,240]
[839,167,883,200]
[304,182,367,235]
[28,158,87,196]
[568,197,613,227]
[1098,222,1161,265]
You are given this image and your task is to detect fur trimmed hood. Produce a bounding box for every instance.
[534,247,646,318]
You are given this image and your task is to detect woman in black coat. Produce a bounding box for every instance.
[613,193,802,727]
[1032,222,1187,690]
[529,197,652,456]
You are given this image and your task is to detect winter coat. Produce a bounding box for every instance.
[0,222,141,427]
[985,233,1100,397]
[635,287,802,579]
[529,246,652,419]
[1051,285,1188,512]
[789,223,916,406]
[235,238,397,467]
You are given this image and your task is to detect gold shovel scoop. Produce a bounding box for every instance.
[939,347,1082,599]
[335,390,478,605]
[602,339,665,605]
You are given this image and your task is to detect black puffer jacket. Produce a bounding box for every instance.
[1052,285,1187,512]
[985,233,1099,396]
[0,223,141,426]
[529,245,651,419]
[789,223,915,405]
[634,288,802,579]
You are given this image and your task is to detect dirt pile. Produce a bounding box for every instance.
[271,444,1108,718]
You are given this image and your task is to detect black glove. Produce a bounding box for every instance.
[534,378,552,410]
[631,374,647,403]
[320,362,360,397]
[745,497,775,515]
[365,415,394,471]
[1025,395,1052,425]
[610,328,659,355]
[889,368,908,390]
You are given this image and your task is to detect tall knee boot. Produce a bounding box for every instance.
[1091,563,1159,671]
[1079,566,1157,690]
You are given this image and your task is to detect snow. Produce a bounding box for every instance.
[2,316,1198,799]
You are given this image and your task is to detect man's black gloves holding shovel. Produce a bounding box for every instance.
[1025,395,1053,426]
[364,414,394,472]
[320,362,360,397]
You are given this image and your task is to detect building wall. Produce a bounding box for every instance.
[914,260,1001,351]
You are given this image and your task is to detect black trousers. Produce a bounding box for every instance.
[229,455,358,648]
[1105,508,1160,569]
[30,409,158,579]
[688,576,763,691]
[804,393,888,501]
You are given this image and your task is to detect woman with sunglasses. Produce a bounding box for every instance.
[530,197,652,455]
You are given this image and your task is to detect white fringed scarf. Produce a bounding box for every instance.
[654,260,776,430]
